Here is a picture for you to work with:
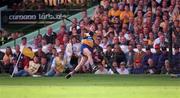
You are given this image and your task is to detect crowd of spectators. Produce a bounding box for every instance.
[0,29,25,46]
[0,0,96,46]
[0,0,92,45]
[0,0,179,76]
[3,0,92,10]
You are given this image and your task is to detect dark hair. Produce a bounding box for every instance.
[161,47,167,51]
[174,44,179,49]
[52,47,57,51]
[71,26,77,30]
[41,56,47,59]
[103,36,108,39]
[71,35,78,40]
[21,37,27,40]
[6,46,12,55]
[125,4,129,7]
[146,45,151,50]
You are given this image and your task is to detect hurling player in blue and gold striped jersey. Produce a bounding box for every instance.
[65,24,97,79]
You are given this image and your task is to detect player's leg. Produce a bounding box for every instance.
[69,46,90,72]
[74,56,88,72]
[83,48,93,66]
[65,55,87,79]
[83,48,97,70]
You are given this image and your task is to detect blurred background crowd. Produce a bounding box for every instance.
[0,0,179,76]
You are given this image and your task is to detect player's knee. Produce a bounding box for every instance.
[83,48,91,56]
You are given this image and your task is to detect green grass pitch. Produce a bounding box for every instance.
[0,74,180,98]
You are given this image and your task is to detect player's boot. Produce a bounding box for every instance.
[91,64,98,73]
[65,70,75,79]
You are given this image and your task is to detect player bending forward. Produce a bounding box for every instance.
[65,24,97,79]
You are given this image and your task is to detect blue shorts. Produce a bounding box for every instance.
[81,44,93,56]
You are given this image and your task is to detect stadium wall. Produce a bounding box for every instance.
[0,6,97,49]
[0,6,8,29]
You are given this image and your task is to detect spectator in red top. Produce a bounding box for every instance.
[57,24,67,43]
[35,46,46,59]
[21,54,29,67]
[134,44,145,64]
[21,46,32,69]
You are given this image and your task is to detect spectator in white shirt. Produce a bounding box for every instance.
[117,62,129,75]
[95,63,108,75]
[20,37,30,51]
[153,33,168,48]
[99,36,109,52]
